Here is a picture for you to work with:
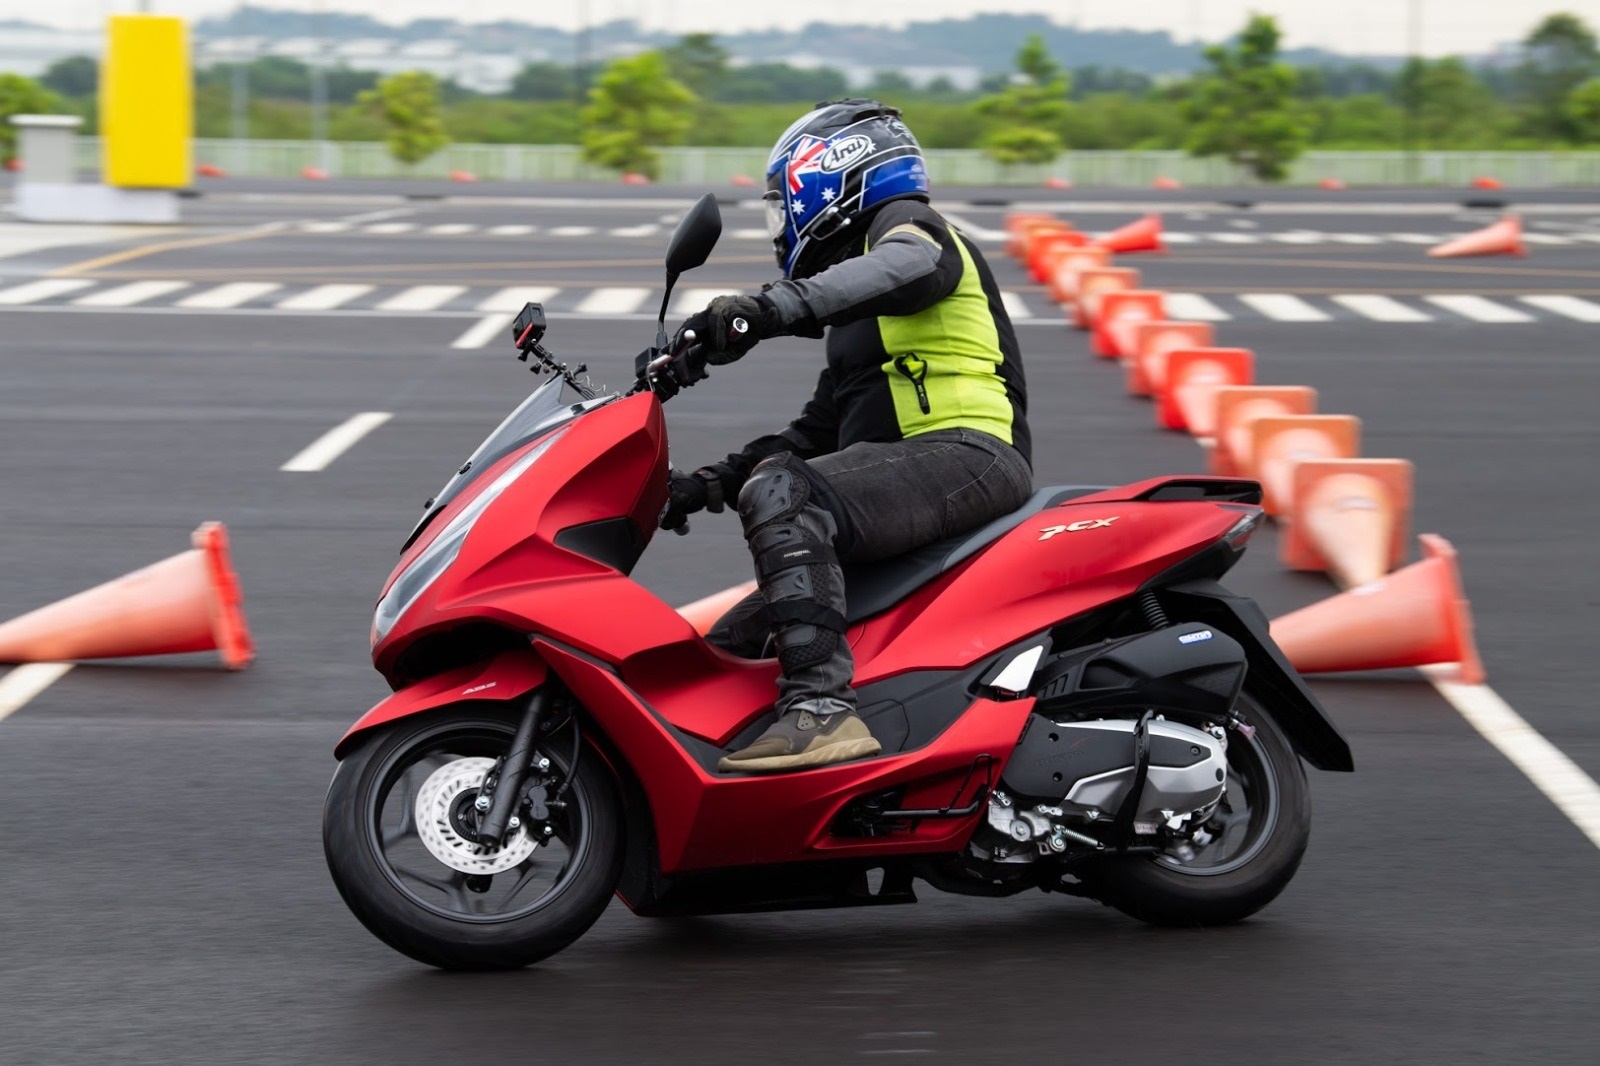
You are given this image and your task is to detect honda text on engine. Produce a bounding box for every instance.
[322,195,1354,970]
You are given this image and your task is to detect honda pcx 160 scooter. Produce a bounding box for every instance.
[323,195,1353,970]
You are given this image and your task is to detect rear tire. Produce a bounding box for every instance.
[323,707,624,969]
[1077,690,1311,926]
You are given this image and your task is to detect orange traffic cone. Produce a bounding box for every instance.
[1428,215,1526,258]
[1074,267,1141,329]
[0,523,254,670]
[729,174,756,187]
[621,172,652,185]
[300,166,329,181]
[1092,291,1167,358]
[1047,245,1110,305]
[1247,415,1362,516]
[1271,534,1484,683]
[1005,215,1059,260]
[1471,176,1503,190]
[677,580,758,637]
[1028,229,1089,283]
[1044,176,1072,189]
[1095,214,1165,255]
[449,169,478,183]
[1280,459,1413,586]
[1152,176,1182,190]
[1128,321,1214,396]
[1209,386,1319,475]
[1156,348,1255,434]
[196,163,227,178]
[1318,177,1346,190]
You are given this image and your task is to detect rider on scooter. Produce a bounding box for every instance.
[667,99,1033,774]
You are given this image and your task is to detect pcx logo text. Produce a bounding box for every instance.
[1038,517,1120,541]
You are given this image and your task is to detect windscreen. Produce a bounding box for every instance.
[402,377,610,551]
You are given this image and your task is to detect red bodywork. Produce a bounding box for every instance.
[339,390,1253,889]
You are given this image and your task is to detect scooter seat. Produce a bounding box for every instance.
[840,485,1103,624]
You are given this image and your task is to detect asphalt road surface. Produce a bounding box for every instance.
[0,184,1596,1065]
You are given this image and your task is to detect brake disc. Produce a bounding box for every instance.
[414,756,539,875]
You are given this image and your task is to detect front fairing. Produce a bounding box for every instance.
[372,391,675,681]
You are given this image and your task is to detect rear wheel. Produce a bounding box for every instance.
[323,706,623,969]
[1077,689,1311,926]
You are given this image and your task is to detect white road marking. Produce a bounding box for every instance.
[280,412,393,472]
[426,223,477,235]
[0,663,74,724]
[550,226,596,237]
[731,227,771,240]
[1570,233,1600,243]
[1163,292,1232,321]
[478,286,560,313]
[364,222,417,235]
[377,285,467,312]
[451,314,514,350]
[276,284,375,311]
[488,224,535,236]
[1161,232,1199,243]
[176,282,282,309]
[1521,233,1575,245]
[1240,293,1331,322]
[1206,232,1260,244]
[0,222,166,261]
[1332,294,1433,322]
[576,287,651,315]
[671,287,743,315]
[1519,294,1600,321]
[1387,233,1444,244]
[999,291,1034,320]
[1327,232,1384,244]
[301,221,350,234]
[939,213,1006,242]
[0,278,95,305]
[72,280,190,307]
[1425,295,1534,323]
[608,224,659,238]
[1269,231,1325,244]
[1423,667,1600,852]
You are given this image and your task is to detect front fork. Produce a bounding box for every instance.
[473,686,583,847]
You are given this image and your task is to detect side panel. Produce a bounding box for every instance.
[536,640,1035,875]
[102,16,191,188]
[336,649,547,757]
[853,499,1242,679]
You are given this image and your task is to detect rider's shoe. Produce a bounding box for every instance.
[717,707,881,773]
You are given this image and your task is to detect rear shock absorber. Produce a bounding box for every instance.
[1139,590,1170,629]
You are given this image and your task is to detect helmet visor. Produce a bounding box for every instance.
[763,190,786,241]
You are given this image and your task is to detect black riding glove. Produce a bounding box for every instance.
[660,463,743,530]
[681,294,782,365]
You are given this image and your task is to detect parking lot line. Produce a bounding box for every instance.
[0,663,73,724]
[177,282,282,309]
[1519,294,1600,322]
[671,287,744,315]
[452,314,514,350]
[0,278,95,305]
[1424,668,1600,851]
[1162,292,1232,321]
[575,288,651,315]
[1240,293,1332,322]
[478,286,560,313]
[280,412,393,472]
[276,284,375,311]
[72,280,190,307]
[377,285,467,312]
[999,291,1034,320]
[1333,294,1434,322]
[1425,295,1535,323]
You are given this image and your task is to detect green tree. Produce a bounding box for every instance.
[972,33,1070,165]
[0,74,63,165]
[1517,13,1600,139]
[580,51,696,180]
[663,33,729,97]
[1184,14,1306,182]
[1565,77,1600,140]
[41,56,97,99]
[1397,58,1498,146]
[359,71,449,166]
[508,61,574,101]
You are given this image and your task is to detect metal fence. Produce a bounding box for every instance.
[68,138,1600,186]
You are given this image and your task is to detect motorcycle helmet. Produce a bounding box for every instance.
[764,98,930,278]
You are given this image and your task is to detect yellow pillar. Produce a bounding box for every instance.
[101,14,192,188]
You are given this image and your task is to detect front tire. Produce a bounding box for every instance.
[1077,689,1311,926]
[323,706,624,969]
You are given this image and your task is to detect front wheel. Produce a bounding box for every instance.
[323,706,624,969]
[1076,689,1311,926]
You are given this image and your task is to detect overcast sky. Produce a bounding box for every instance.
[13,1,1600,57]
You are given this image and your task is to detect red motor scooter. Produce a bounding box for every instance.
[323,195,1353,970]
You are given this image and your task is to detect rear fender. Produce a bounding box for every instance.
[1160,579,1354,772]
[335,648,548,758]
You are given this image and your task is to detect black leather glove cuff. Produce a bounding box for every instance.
[692,462,743,513]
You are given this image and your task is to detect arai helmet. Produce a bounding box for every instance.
[764,98,930,278]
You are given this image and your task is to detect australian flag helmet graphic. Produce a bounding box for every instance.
[764,99,929,278]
